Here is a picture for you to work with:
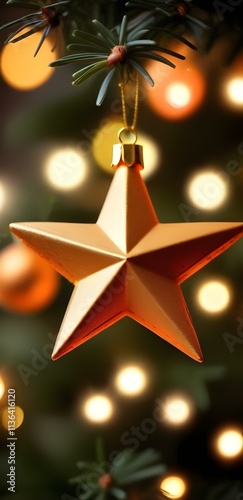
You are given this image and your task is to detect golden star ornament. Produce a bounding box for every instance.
[10,144,243,362]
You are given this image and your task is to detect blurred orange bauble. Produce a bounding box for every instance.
[0,243,59,313]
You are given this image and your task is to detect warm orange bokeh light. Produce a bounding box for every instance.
[0,377,5,400]
[0,29,56,90]
[0,243,59,313]
[2,406,24,430]
[146,54,205,120]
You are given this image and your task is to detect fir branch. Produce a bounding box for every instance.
[68,447,166,500]
[50,14,188,105]
[0,0,70,55]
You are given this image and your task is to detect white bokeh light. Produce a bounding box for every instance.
[161,475,187,498]
[83,395,113,423]
[45,147,88,190]
[197,280,231,313]
[187,170,229,210]
[161,393,194,426]
[215,427,243,459]
[115,365,147,396]
[224,77,243,106]
[165,82,191,108]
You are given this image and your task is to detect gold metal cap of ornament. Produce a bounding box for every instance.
[112,143,144,169]
[112,127,144,169]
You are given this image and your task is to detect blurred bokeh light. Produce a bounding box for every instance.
[0,243,59,313]
[225,78,243,107]
[0,377,5,400]
[186,170,229,210]
[82,394,113,423]
[196,279,231,313]
[160,392,195,426]
[160,475,187,498]
[223,58,243,108]
[0,28,56,90]
[213,427,243,459]
[115,365,147,396]
[165,81,191,109]
[146,57,205,120]
[44,146,89,190]
[2,405,24,430]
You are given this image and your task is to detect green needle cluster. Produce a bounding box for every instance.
[50,14,189,105]
[69,447,166,500]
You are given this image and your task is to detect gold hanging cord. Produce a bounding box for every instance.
[118,72,139,145]
[113,72,144,169]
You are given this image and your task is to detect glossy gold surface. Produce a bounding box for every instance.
[112,144,144,168]
[10,156,243,362]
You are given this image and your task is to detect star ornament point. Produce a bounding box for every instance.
[10,156,243,362]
